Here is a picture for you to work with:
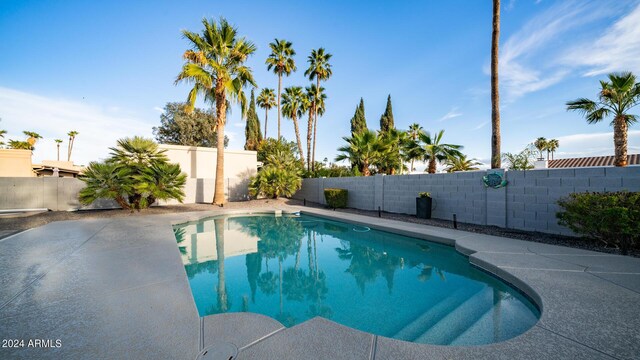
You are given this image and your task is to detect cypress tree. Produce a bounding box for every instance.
[379,94,395,133]
[350,98,367,136]
[245,90,263,150]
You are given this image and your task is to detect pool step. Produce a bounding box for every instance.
[449,303,498,345]
[413,287,494,345]
[392,286,482,342]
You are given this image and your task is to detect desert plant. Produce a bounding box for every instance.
[79,137,186,211]
[249,166,301,199]
[557,192,640,254]
[324,188,348,209]
[67,131,78,161]
[444,154,481,173]
[502,145,536,170]
[304,47,332,171]
[418,192,431,198]
[266,39,297,139]
[257,88,276,138]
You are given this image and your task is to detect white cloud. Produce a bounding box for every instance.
[553,130,640,158]
[153,106,164,113]
[437,107,462,122]
[562,3,640,76]
[496,1,620,100]
[0,87,153,165]
[473,121,489,130]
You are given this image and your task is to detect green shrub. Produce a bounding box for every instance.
[324,188,348,209]
[556,191,640,253]
[249,166,302,199]
[418,192,431,198]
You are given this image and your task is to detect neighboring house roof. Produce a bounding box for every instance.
[548,154,640,168]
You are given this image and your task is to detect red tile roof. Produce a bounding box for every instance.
[548,154,640,168]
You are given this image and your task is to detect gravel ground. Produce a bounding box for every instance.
[1,198,636,257]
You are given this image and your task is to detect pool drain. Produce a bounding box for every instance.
[196,342,238,360]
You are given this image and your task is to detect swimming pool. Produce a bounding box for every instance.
[174,213,539,346]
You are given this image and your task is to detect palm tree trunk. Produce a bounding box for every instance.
[292,115,305,163]
[57,144,60,161]
[277,74,282,139]
[613,115,628,167]
[264,108,268,139]
[410,159,414,172]
[213,87,227,205]
[491,0,501,169]
[362,161,370,176]
[214,218,228,312]
[312,116,318,172]
[306,107,314,172]
[428,159,437,174]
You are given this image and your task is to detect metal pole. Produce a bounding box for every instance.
[453,214,458,229]
[304,198,306,206]
[378,206,381,218]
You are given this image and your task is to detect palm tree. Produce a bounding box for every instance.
[547,139,559,160]
[266,39,296,139]
[533,137,547,160]
[176,17,256,205]
[66,131,78,161]
[304,48,332,171]
[417,130,463,174]
[444,154,481,173]
[55,139,63,161]
[335,130,387,176]
[567,72,640,167]
[257,88,276,138]
[281,86,306,163]
[406,123,424,172]
[24,131,42,148]
[305,84,326,171]
[491,0,501,168]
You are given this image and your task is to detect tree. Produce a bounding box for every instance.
[379,95,395,133]
[405,123,424,172]
[250,138,303,199]
[67,131,78,161]
[533,137,548,160]
[244,89,263,151]
[335,130,387,176]
[176,17,256,205]
[566,72,640,167]
[304,48,332,171]
[55,139,63,161]
[491,0,501,168]
[305,84,326,171]
[281,86,307,163]
[502,144,536,170]
[257,88,276,138]
[547,139,559,160]
[444,154,481,173]
[417,130,463,174]
[10,131,41,150]
[79,137,186,211]
[266,39,296,139]
[153,102,228,148]
[377,128,406,175]
[350,98,367,137]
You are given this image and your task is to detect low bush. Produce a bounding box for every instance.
[556,191,640,253]
[324,188,348,209]
[249,166,302,199]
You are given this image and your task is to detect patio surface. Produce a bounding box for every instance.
[1,206,639,359]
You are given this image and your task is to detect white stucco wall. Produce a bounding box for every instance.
[159,144,258,180]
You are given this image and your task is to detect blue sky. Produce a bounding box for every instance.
[1,0,639,168]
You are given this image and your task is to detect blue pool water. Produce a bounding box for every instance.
[174,214,539,345]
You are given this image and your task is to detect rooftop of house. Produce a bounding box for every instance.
[548,154,640,168]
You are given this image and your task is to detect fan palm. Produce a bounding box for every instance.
[377,128,407,175]
[567,72,640,167]
[281,86,307,163]
[55,139,63,161]
[67,131,79,161]
[176,17,256,205]
[533,137,547,160]
[417,130,463,174]
[547,139,559,160]
[266,39,296,139]
[305,84,326,171]
[257,88,276,138]
[491,0,501,168]
[304,48,332,171]
[335,130,387,176]
[405,123,424,172]
[444,154,481,173]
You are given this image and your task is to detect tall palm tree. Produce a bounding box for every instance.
[257,88,276,139]
[417,130,463,174]
[547,139,559,160]
[281,86,306,163]
[305,84,326,171]
[491,0,501,168]
[567,72,640,167]
[335,130,387,176]
[304,48,332,171]
[406,123,424,172]
[176,17,256,205]
[533,137,547,160]
[67,130,78,161]
[266,39,296,139]
[444,154,481,173]
[55,139,63,161]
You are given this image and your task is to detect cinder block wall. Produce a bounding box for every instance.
[294,167,640,235]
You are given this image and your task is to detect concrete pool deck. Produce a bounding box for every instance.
[0,206,639,359]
